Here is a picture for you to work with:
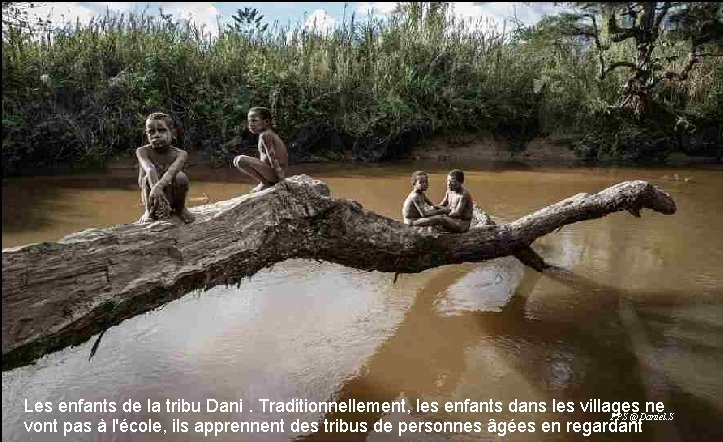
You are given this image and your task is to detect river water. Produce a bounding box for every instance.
[2,162,722,441]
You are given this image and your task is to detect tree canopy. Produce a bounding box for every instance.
[526,2,723,117]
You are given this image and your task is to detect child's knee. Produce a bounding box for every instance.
[174,172,190,191]
[233,155,251,169]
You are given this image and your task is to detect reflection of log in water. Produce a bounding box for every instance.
[296,263,552,441]
[3,176,677,370]
[295,265,490,441]
[299,264,722,441]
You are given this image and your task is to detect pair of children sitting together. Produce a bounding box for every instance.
[136,107,286,224]
[137,107,472,233]
[402,169,474,233]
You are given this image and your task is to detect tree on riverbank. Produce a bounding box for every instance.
[519,1,723,161]
[543,2,722,117]
[2,2,721,175]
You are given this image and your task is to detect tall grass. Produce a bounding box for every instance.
[2,4,720,174]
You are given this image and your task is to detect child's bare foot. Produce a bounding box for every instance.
[151,198,172,219]
[250,183,272,193]
[179,208,195,224]
[137,211,154,224]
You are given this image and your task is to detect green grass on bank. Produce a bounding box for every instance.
[2,4,721,175]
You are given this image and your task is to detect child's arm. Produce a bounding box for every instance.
[412,197,432,217]
[421,196,447,216]
[448,192,472,219]
[140,148,187,201]
[437,192,451,214]
[261,133,285,180]
[136,146,160,185]
[136,146,169,213]
[153,148,188,193]
[439,192,449,207]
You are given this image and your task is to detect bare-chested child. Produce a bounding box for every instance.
[404,169,473,233]
[403,170,450,225]
[136,112,194,224]
[232,107,289,192]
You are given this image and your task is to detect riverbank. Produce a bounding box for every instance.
[98,134,721,174]
[404,135,580,163]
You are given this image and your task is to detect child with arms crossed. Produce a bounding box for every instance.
[136,112,194,224]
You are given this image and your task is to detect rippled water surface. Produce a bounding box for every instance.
[3,162,723,441]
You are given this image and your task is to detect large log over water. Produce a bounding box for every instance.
[2,175,676,370]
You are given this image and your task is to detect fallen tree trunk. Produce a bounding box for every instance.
[1,175,675,370]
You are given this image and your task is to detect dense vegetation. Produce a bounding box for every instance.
[2,2,722,175]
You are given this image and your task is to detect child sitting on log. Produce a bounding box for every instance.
[232,107,289,192]
[403,170,450,225]
[136,112,194,224]
[403,169,473,233]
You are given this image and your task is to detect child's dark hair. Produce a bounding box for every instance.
[147,111,174,127]
[449,169,464,183]
[249,107,273,123]
[146,112,183,140]
[411,170,428,185]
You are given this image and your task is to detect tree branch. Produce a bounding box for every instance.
[662,47,701,81]
[600,61,638,79]
[588,13,611,78]
[608,6,639,42]
[1,176,676,370]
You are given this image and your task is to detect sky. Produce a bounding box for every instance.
[21,2,571,36]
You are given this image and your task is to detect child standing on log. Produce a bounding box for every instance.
[136,112,194,224]
[233,107,289,192]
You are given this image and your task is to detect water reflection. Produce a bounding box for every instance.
[298,260,534,441]
[2,164,723,441]
[298,259,723,442]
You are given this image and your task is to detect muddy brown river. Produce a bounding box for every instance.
[2,162,722,441]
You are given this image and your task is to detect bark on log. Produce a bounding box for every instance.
[1,175,676,370]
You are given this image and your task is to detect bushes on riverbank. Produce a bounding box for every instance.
[2,4,721,175]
